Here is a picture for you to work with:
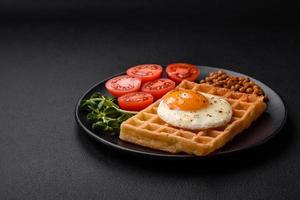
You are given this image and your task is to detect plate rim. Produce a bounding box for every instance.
[75,66,287,159]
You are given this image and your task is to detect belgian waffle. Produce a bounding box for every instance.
[120,80,267,156]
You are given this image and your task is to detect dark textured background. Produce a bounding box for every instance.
[0,1,300,199]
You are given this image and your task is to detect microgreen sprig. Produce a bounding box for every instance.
[80,92,135,133]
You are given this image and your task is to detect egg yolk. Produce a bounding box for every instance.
[163,90,209,111]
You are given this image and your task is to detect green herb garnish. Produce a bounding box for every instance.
[80,92,135,133]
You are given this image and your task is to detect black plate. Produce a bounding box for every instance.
[75,66,287,158]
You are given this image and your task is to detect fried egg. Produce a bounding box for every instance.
[157,90,232,130]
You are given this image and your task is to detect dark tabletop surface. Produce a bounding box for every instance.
[0,15,300,200]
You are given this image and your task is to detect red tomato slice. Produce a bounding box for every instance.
[105,75,141,97]
[141,78,176,100]
[118,92,154,111]
[166,63,200,84]
[126,64,163,83]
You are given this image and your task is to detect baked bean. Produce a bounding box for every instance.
[244,82,250,88]
[246,88,253,93]
[239,87,246,92]
[200,70,266,99]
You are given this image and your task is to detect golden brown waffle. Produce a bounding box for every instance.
[120,80,267,156]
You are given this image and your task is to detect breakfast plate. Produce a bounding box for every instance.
[75,66,287,158]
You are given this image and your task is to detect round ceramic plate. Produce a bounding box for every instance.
[75,66,287,158]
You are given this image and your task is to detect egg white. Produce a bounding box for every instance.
[157,92,232,130]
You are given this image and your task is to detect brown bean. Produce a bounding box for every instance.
[243,79,250,84]
[257,90,263,95]
[246,88,253,93]
[243,82,250,88]
[239,87,246,92]
[204,71,266,98]
[228,80,234,86]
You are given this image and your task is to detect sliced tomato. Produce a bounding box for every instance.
[105,75,141,97]
[126,64,163,83]
[118,92,154,111]
[141,78,176,100]
[166,63,200,84]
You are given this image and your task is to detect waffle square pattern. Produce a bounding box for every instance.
[120,80,266,156]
